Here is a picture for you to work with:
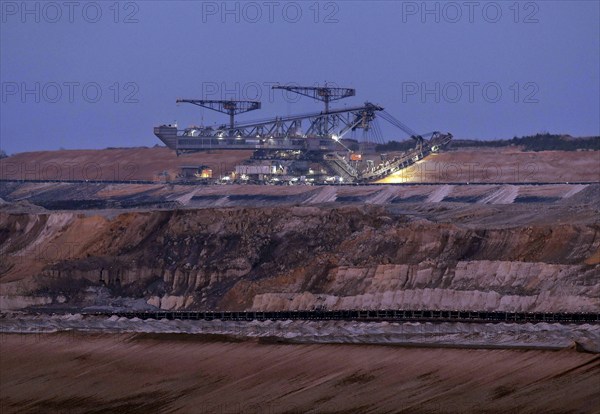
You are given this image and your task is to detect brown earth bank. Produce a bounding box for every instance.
[0,333,598,414]
[1,201,599,312]
[0,147,252,182]
[378,147,600,184]
[1,147,599,183]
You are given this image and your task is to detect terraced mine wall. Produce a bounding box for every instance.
[1,199,598,313]
[0,181,596,210]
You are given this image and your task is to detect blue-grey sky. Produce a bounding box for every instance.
[1,1,599,154]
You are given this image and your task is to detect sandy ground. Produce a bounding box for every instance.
[0,147,252,182]
[377,148,600,183]
[1,147,599,183]
[1,333,599,414]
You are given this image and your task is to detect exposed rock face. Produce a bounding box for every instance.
[250,262,598,312]
[1,205,598,312]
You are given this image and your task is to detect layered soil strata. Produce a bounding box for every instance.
[1,194,598,312]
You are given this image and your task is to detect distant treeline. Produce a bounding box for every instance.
[376,133,600,152]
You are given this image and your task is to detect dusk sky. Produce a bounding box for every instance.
[1,1,599,154]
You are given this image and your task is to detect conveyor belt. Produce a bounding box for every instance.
[85,309,600,324]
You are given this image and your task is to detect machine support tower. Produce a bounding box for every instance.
[176,99,261,133]
[272,85,355,136]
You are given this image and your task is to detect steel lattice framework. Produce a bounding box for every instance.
[223,102,382,139]
[155,84,453,182]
